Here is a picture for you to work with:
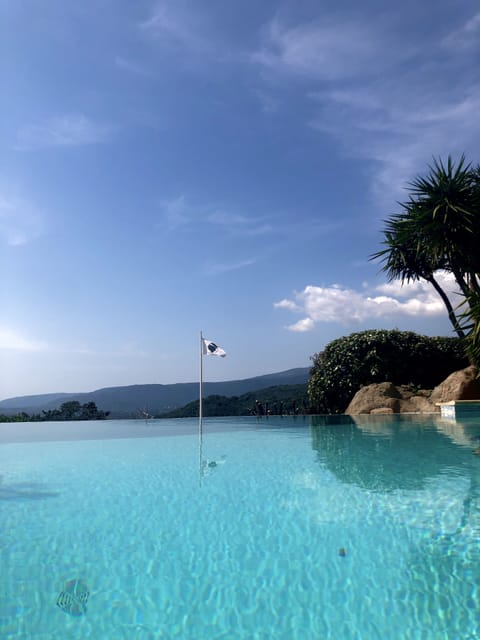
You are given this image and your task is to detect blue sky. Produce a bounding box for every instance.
[1,0,479,399]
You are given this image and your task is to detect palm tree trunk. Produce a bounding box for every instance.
[427,274,466,338]
[451,267,472,298]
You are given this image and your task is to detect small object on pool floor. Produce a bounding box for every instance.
[339,547,347,557]
[201,456,227,476]
[56,579,89,616]
[474,446,480,455]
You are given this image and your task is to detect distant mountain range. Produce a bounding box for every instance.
[0,368,310,418]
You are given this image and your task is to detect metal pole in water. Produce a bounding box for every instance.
[199,331,203,482]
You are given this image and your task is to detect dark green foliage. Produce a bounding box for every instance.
[0,401,109,422]
[308,329,468,414]
[0,412,31,423]
[160,384,309,418]
[161,394,240,418]
[39,401,110,421]
[39,401,109,421]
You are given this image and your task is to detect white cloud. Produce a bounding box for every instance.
[16,114,114,150]
[253,17,409,81]
[443,12,480,50]
[274,298,301,312]
[253,12,480,211]
[0,328,48,352]
[159,195,273,235]
[206,210,272,236]
[275,272,460,332]
[0,194,43,246]
[204,258,256,276]
[207,211,251,226]
[141,3,189,39]
[308,85,480,208]
[375,271,461,299]
[287,318,315,333]
[140,2,209,53]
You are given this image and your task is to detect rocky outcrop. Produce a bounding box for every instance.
[429,365,480,404]
[345,366,480,415]
[345,382,434,415]
[345,382,400,415]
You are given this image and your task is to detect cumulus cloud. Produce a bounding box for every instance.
[16,114,114,150]
[287,317,315,333]
[274,298,301,312]
[375,272,462,299]
[275,272,460,332]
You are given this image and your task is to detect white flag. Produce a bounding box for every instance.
[202,339,226,357]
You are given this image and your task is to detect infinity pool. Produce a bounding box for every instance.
[1,415,479,639]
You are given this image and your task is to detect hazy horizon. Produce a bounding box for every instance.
[0,364,310,403]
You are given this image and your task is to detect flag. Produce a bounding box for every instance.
[202,339,226,357]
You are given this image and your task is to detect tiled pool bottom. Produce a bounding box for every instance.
[1,415,480,639]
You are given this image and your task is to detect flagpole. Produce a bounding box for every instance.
[199,331,203,483]
[199,331,203,429]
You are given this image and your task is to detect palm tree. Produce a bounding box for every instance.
[372,155,480,364]
[406,156,480,297]
[371,191,465,338]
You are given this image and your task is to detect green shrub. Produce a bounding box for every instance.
[308,329,468,414]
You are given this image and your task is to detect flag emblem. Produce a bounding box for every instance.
[202,339,226,357]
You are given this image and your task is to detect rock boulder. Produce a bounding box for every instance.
[345,382,401,415]
[345,366,480,414]
[430,365,480,404]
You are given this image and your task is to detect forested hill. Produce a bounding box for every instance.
[0,368,309,418]
[160,384,309,418]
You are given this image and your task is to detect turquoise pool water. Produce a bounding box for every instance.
[1,415,479,639]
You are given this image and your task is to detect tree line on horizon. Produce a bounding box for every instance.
[158,384,310,418]
[0,386,310,422]
[0,400,109,423]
